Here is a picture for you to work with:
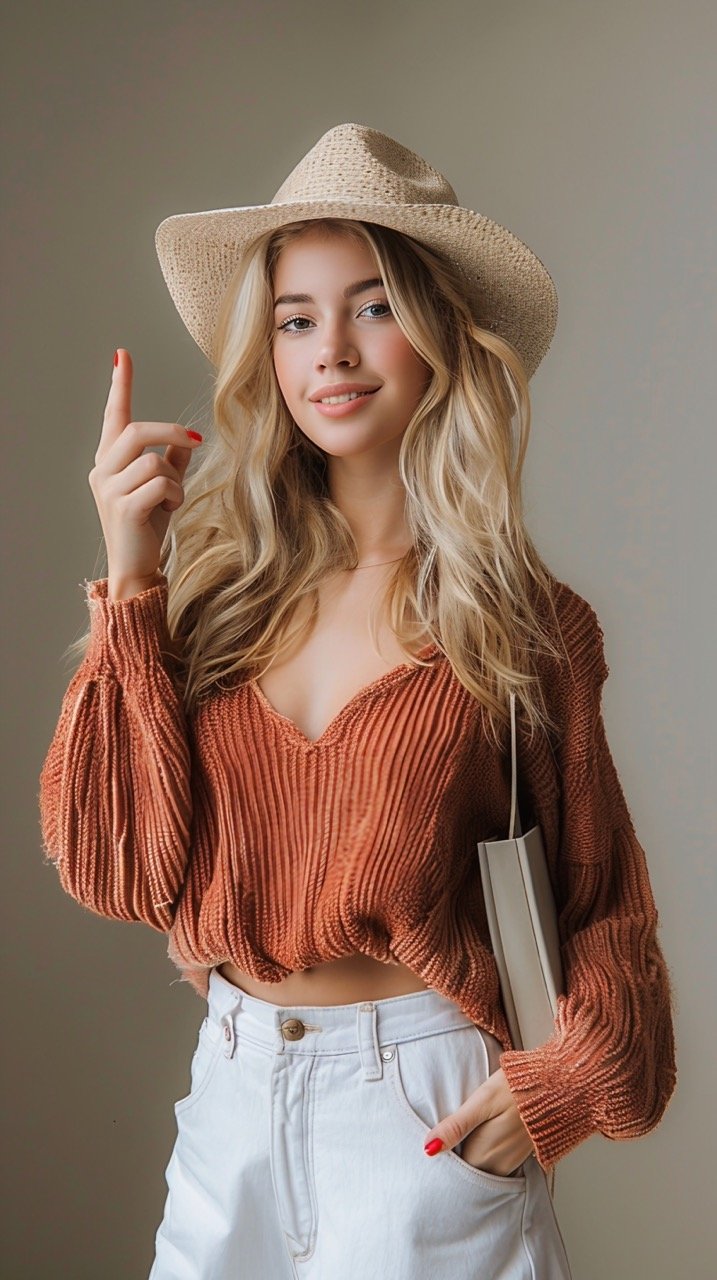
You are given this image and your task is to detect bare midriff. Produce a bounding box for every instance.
[218,955,430,1006]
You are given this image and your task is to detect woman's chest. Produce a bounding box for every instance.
[250,577,435,745]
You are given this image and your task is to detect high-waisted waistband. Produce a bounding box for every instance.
[206,965,484,1059]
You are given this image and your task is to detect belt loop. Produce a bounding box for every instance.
[273,1009,288,1054]
[221,995,243,1059]
[356,1002,382,1081]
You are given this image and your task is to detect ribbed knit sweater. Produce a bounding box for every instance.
[37,573,677,1173]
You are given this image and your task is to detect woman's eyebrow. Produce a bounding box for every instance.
[273,277,384,309]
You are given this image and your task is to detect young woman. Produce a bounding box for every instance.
[39,123,677,1279]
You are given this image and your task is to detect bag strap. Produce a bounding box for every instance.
[508,690,524,840]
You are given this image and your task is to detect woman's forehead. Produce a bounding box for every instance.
[273,231,381,297]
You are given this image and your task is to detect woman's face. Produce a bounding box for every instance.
[271,229,432,462]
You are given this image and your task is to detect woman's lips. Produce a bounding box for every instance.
[311,388,380,418]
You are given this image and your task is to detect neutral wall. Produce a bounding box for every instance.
[3,1,714,1275]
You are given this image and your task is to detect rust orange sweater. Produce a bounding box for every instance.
[37,573,677,1172]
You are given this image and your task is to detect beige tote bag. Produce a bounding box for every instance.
[477,691,565,1195]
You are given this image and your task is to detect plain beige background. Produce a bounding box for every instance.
[3,0,714,1275]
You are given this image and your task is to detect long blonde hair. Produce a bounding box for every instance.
[67,217,568,750]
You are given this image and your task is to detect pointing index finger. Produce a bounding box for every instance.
[102,347,133,443]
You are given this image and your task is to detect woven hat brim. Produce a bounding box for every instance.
[155,199,558,381]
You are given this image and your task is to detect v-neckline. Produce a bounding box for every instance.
[248,641,441,749]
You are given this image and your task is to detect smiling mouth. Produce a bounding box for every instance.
[315,389,379,405]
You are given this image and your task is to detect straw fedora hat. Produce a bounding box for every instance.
[155,122,558,381]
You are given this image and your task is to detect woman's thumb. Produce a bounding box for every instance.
[167,429,203,479]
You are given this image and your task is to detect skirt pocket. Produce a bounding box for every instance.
[385,1023,528,1193]
[173,1015,225,1117]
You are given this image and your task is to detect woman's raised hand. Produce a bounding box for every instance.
[88,349,203,600]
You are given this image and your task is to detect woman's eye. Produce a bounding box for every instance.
[277,315,311,333]
[276,301,391,334]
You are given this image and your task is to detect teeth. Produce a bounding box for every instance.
[318,390,374,405]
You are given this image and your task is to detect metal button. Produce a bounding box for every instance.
[281,1017,306,1041]
[381,1048,395,1061]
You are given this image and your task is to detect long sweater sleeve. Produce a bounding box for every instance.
[498,592,678,1172]
[38,575,192,932]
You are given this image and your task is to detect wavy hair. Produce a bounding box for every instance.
[67,217,569,750]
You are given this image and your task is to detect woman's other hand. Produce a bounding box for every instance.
[423,1066,536,1177]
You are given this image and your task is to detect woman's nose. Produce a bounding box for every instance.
[315,325,359,367]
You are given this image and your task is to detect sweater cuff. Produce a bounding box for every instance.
[82,575,175,680]
[499,1031,597,1173]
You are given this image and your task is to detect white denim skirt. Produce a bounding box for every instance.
[148,966,573,1279]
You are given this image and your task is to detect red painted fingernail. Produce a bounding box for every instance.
[114,350,119,367]
[186,429,203,442]
[424,1138,444,1156]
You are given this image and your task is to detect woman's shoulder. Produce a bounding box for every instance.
[533,570,609,690]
